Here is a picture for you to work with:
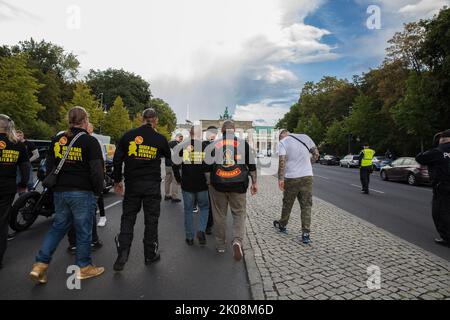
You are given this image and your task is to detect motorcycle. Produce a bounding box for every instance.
[9,158,114,232]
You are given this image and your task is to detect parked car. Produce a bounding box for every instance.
[28,140,51,168]
[339,155,360,168]
[320,155,340,166]
[372,156,392,171]
[380,157,430,186]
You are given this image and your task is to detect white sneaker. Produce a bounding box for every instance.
[97,217,107,227]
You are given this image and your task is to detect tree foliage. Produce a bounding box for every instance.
[0,55,43,134]
[59,83,104,130]
[277,7,450,156]
[86,68,152,116]
[102,97,132,143]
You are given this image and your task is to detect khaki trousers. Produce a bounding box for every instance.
[165,167,181,200]
[209,186,247,250]
[280,176,313,232]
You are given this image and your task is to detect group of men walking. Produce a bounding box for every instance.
[1,105,449,286]
[16,106,257,283]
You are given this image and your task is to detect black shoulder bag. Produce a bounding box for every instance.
[42,132,86,189]
[288,135,312,153]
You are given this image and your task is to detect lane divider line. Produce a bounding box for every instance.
[350,184,385,194]
[105,200,122,211]
[315,175,330,180]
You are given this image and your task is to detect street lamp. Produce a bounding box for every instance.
[347,106,353,154]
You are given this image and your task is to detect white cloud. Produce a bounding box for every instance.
[251,65,298,84]
[0,0,335,122]
[399,0,449,17]
[233,100,291,126]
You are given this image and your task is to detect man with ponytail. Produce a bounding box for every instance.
[0,114,30,269]
[29,106,105,283]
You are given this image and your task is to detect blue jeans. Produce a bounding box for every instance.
[182,190,210,240]
[36,191,95,267]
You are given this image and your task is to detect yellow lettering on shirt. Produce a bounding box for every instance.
[127,141,158,160]
[183,148,205,163]
[0,149,20,163]
[54,143,83,162]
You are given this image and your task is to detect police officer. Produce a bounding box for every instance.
[359,143,375,194]
[113,108,171,271]
[416,129,450,247]
[0,115,30,269]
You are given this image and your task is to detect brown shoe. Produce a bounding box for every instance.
[232,241,243,261]
[29,262,49,284]
[77,265,105,280]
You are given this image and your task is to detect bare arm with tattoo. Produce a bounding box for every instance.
[278,155,286,191]
[310,147,320,163]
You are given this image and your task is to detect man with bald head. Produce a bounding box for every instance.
[208,120,257,261]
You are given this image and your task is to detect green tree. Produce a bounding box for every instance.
[295,113,325,145]
[102,97,132,142]
[148,98,177,134]
[86,69,152,116]
[0,55,43,134]
[386,21,427,73]
[392,73,440,152]
[10,38,80,81]
[157,125,171,141]
[324,120,349,155]
[59,83,104,129]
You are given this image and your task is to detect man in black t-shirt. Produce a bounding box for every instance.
[0,115,30,269]
[30,107,105,283]
[113,108,171,271]
[164,133,183,202]
[173,126,210,246]
[207,120,258,261]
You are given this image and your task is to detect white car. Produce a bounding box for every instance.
[339,155,360,168]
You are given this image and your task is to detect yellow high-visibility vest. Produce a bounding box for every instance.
[361,148,375,167]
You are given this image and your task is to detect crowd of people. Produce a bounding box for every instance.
[0,106,259,283]
[0,105,449,285]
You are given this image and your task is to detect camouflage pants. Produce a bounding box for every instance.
[280,176,313,232]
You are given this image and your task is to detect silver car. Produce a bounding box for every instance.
[339,155,360,168]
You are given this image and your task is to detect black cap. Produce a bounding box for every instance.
[441,129,450,138]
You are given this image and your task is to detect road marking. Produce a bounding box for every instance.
[315,175,330,180]
[350,184,385,194]
[105,200,122,210]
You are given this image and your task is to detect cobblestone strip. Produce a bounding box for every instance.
[244,175,450,300]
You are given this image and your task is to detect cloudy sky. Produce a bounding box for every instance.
[0,0,448,125]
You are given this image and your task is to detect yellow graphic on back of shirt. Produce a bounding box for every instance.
[183,145,205,163]
[54,142,63,158]
[127,136,158,160]
[128,141,138,156]
[54,142,83,161]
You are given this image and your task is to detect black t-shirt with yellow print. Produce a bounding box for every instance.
[113,124,171,184]
[172,139,209,193]
[46,128,104,193]
[0,133,29,194]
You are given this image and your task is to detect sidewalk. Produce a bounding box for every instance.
[244,175,450,300]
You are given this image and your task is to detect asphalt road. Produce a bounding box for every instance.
[0,187,251,300]
[312,164,450,261]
